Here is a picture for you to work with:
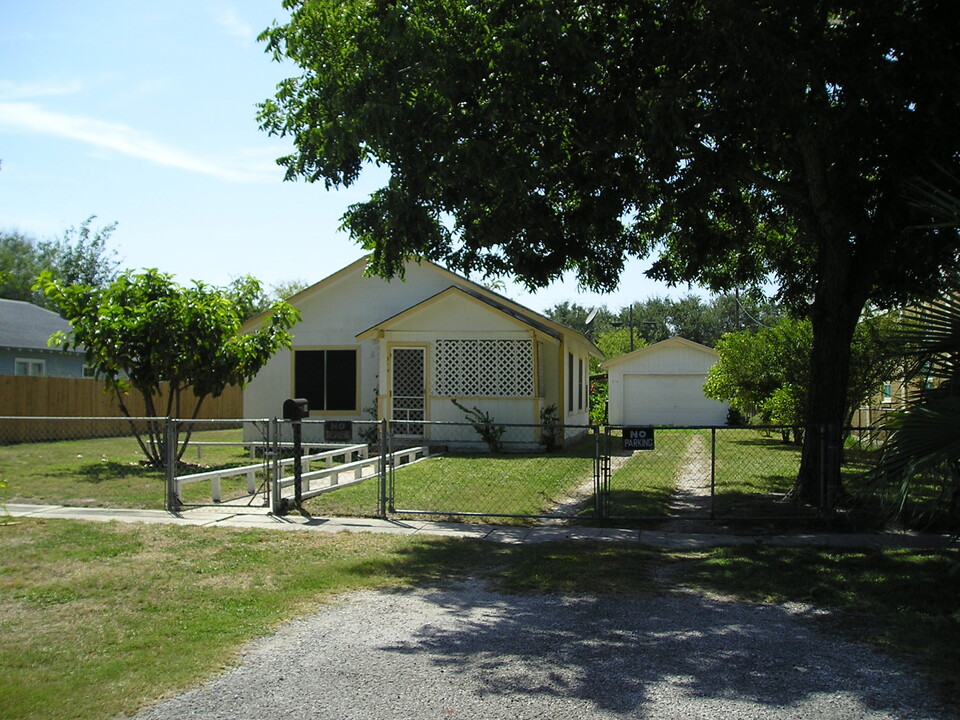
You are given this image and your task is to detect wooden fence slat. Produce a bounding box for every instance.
[0,376,243,419]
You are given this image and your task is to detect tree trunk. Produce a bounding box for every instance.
[792,261,867,508]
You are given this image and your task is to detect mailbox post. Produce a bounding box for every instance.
[282,398,309,508]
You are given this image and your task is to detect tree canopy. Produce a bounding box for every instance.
[37,269,300,467]
[259,0,960,504]
[1,217,121,310]
[704,313,901,436]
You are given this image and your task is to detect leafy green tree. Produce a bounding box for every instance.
[46,216,121,289]
[706,314,903,442]
[258,0,960,505]
[595,327,646,361]
[0,231,43,304]
[1,217,120,309]
[870,170,960,527]
[269,278,311,301]
[36,269,300,467]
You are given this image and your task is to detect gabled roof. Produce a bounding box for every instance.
[0,298,76,352]
[601,336,717,369]
[355,285,562,342]
[251,255,603,357]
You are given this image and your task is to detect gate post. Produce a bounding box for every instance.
[164,417,178,511]
[378,418,388,518]
[710,427,717,522]
[270,417,283,515]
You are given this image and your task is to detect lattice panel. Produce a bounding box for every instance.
[393,348,424,397]
[434,339,534,397]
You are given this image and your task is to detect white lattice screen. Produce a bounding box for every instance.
[434,339,534,397]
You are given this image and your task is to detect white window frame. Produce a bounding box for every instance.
[15,358,45,377]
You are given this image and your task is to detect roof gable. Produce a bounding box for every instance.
[356,286,561,340]
[601,337,718,370]
[250,255,601,356]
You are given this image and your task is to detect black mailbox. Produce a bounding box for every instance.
[282,398,309,421]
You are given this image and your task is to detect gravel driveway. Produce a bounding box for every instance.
[132,580,952,720]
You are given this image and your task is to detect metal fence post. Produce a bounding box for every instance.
[378,418,388,518]
[710,427,716,522]
[270,417,282,515]
[164,417,178,511]
[592,425,600,519]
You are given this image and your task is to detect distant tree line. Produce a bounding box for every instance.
[0,218,310,319]
[544,293,782,362]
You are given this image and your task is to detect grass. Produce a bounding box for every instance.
[3,425,955,530]
[1,429,265,510]
[711,428,809,518]
[0,518,657,720]
[1,518,957,719]
[599,428,690,521]
[302,438,600,522]
[677,544,960,709]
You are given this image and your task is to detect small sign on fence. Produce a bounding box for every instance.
[623,426,655,451]
[325,420,353,442]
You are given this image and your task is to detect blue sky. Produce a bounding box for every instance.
[0,0,707,313]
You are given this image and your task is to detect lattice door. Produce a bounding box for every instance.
[391,347,425,437]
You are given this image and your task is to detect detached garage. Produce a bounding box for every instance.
[602,337,728,426]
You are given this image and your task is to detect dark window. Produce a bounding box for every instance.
[294,349,357,412]
[567,352,574,412]
[578,357,584,411]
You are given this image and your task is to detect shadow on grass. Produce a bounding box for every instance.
[679,544,960,707]
[75,461,159,484]
[335,539,956,718]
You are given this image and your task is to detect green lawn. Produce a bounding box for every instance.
[602,428,691,520]
[1,518,957,720]
[0,519,658,720]
[304,438,599,522]
[1,429,261,510]
[3,425,955,530]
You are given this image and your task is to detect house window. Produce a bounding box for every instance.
[568,352,574,412]
[578,357,584,411]
[434,339,534,397]
[881,382,893,402]
[294,349,358,412]
[15,359,44,377]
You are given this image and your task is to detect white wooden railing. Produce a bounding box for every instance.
[176,444,369,504]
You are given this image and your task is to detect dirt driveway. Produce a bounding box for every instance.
[132,580,951,720]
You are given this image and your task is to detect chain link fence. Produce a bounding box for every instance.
[1,415,906,528]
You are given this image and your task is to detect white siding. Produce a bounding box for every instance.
[604,338,728,426]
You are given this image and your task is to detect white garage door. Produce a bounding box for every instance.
[622,374,727,426]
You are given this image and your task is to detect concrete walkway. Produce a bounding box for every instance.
[4,502,955,550]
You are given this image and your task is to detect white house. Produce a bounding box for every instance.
[602,337,728,426]
[242,256,602,448]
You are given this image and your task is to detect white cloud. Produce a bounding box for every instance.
[0,80,83,100]
[217,7,253,40]
[0,101,274,183]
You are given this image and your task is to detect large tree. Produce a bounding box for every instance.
[1,217,121,309]
[258,0,960,504]
[37,269,300,467]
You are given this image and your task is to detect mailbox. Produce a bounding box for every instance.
[282,398,309,421]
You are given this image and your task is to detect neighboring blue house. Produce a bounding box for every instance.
[0,298,88,377]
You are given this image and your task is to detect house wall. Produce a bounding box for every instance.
[245,260,459,427]
[244,258,599,449]
[0,348,87,378]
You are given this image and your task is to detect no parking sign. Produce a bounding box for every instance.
[623,426,655,450]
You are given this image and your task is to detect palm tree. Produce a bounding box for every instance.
[871,167,960,528]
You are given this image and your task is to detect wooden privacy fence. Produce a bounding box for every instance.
[0,376,243,443]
